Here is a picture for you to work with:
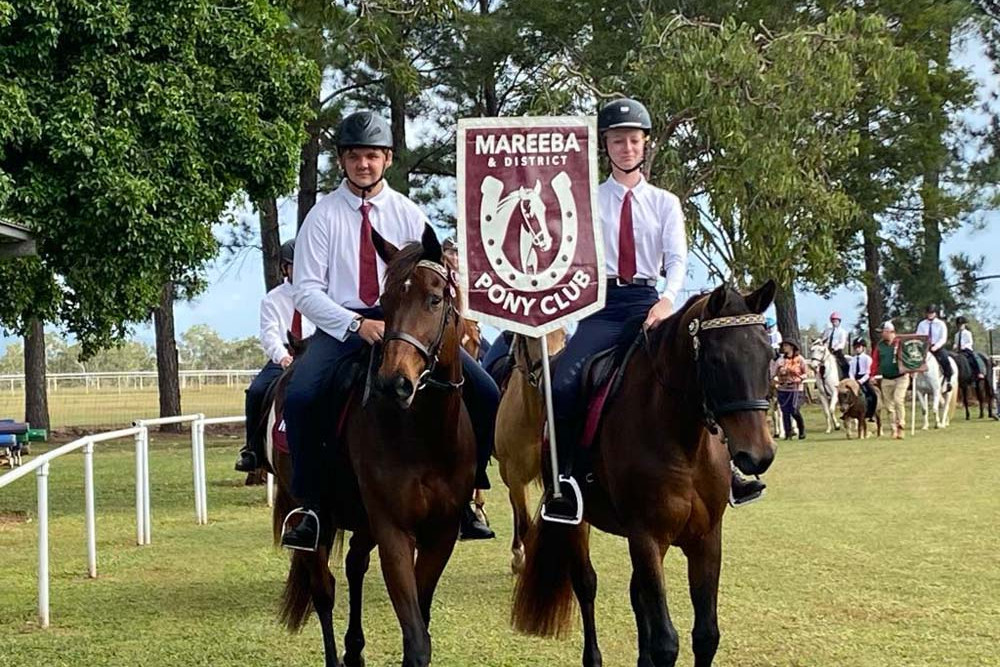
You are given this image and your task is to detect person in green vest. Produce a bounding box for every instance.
[871,321,907,440]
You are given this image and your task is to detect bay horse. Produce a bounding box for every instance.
[494,329,567,573]
[270,225,475,667]
[512,281,777,667]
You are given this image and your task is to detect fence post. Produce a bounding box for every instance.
[133,426,146,546]
[142,429,151,545]
[197,416,208,524]
[36,462,50,628]
[83,439,97,578]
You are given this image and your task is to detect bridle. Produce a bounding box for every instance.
[512,334,545,388]
[381,259,464,392]
[687,312,770,430]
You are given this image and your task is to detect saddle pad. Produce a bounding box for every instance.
[579,334,644,450]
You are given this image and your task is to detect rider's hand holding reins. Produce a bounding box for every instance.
[279,355,293,368]
[359,318,385,345]
[643,297,674,331]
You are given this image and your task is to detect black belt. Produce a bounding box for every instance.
[607,277,658,287]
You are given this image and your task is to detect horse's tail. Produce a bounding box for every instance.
[511,515,585,638]
[279,550,315,633]
[271,464,296,547]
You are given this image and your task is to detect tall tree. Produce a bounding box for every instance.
[0,0,318,356]
[23,317,48,430]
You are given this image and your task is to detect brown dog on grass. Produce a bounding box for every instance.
[837,378,882,439]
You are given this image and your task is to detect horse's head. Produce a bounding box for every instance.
[517,180,552,252]
[371,225,462,409]
[686,281,778,476]
[807,339,827,370]
[512,328,567,387]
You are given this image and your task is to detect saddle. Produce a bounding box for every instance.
[578,316,647,450]
[269,347,372,461]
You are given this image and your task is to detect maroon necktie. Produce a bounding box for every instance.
[291,310,302,339]
[359,202,379,306]
[618,190,636,283]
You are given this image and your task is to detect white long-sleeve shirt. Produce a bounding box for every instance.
[293,181,428,340]
[259,281,316,364]
[768,328,783,350]
[954,329,973,351]
[599,175,687,303]
[822,325,848,351]
[848,353,872,383]
[916,318,948,351]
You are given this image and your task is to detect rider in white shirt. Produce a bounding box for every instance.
[821,312,850,380]
[954,315,986,379]
[915,304,952,391]
[848,338,876,420]
[765,316,782,358]
[235,240,316,472]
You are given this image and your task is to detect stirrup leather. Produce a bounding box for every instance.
[541,475,584,526]
[281,507,320,552]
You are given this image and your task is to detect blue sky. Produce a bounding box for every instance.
[2,33,997,356]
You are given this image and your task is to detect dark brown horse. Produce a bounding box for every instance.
[271,226,475,667]
[512,282,778,667]
[952,350,997,420]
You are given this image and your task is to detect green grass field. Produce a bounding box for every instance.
[0,384,246,430]
[1,409,998,666]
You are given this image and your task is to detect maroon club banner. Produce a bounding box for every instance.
[457,117,605,336]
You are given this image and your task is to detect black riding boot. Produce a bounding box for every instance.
[234,446,257,472]
[730,466,766,506]
[281,506,321,552]
[459,503,494,541]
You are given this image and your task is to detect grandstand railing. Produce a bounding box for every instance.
[0,413,247,628]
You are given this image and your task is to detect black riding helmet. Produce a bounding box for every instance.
[335,110,393,151]
[853,337,867,348]
[336,110,393,198]
[925,304,938,315]
[598,98,652,175]
[279,239,295,267]
[956,315,968,325]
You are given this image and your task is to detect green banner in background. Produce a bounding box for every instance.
[896,334,929,373]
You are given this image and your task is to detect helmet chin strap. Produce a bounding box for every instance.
[341,154,388,200]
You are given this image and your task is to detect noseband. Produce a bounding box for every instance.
[688,313,770,429]
[382,260,464,392]
[512,335,545,388]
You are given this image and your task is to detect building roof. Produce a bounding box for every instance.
[0,219,36,257]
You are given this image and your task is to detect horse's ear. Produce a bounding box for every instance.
[372,227,399,265]
[745,279,777,314]
[421,224,442,263]
[705,283,729,317]
[533,179,542,194]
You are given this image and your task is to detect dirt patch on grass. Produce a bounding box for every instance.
[0,510,30,526]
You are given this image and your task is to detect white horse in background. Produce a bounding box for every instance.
[808,338,841,433]
[914,352,958,430]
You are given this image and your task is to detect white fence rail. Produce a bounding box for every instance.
[0,412,248,628]
[0,369,258,393]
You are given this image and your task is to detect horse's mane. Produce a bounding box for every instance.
[646,290,710,352]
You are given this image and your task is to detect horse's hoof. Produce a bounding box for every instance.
[343,654,365,667]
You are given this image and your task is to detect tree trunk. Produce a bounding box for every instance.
[862,221,885,347]
[387,77,409,194]
[297,97,321,229]
[259,197,282,292]
[24,317,49,430]
[154,281,182,433]
[479,0,500,116]
[774,282,801,348]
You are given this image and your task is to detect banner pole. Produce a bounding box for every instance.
[539,333,562,499]
[911,373,917,436]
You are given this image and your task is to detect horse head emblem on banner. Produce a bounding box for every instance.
[480,172,577,292]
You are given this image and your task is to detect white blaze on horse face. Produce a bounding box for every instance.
[514,180,551,275]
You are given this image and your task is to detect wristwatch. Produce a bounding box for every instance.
[348,316,363,333]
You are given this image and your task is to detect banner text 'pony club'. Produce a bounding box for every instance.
[457,117,606,337]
